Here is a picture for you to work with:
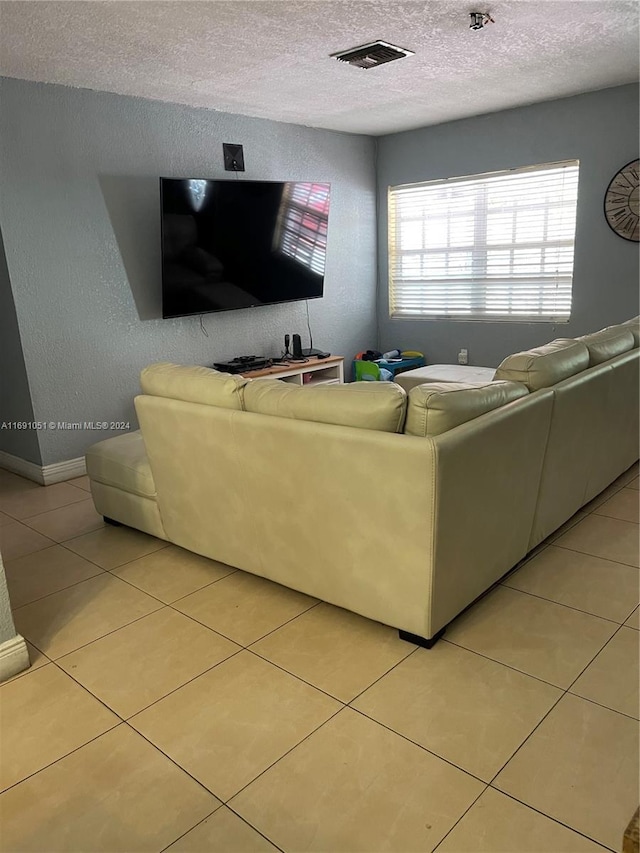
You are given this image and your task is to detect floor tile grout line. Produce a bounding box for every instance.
[168,597,322,650]
[550,541,639,570]
[0,718,123,796]
[20,613,418,743]
[485,785,619,853]
[55,531,170,572]
[221,805,286,853]
[162,605,250,649]
[3,538,101,567]
[484,625,636,790]
[497,580,634,624]
[620,602,640,627]
[440,637,574,691]
[112,565,239,606]
[224,704,347,805]
[345,644,422,707]
[15,598,329,711]
[121,720,234,803]
[15,498,98,527]
[244,645,360,706]
[496,542,552,586]
[486,689,567,786]
[582,484,629,514]
[7,563,108,611]
[85,565,173,607]
[49,631,249,724]
[430,784,490,853]
[157,807,223,853]
[159,804,285,853]
[49,657,132,721]
[592,508,640,524]
[240,599,323,643]
[562,621,630,695]
[83,618,418,729]
[135,702,347,810]
[0,530,57,559]
[1,499,92,520]
[120,646,247,721]
[565,688,640,722]
[0,493,90,523]
[346,704,491,785]
[18,601,167,663]
[18,521,107,545]
[10,544,186,614]
[0,520,55,548]
[0,658,50,685]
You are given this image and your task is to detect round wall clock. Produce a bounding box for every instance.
[603,159,639,242]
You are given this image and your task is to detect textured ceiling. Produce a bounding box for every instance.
[0,1,638,135]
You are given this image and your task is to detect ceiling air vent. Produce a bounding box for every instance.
[330,40,414,70]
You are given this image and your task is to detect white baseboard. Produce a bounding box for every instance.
[0,634,30,682]
[42,457,87,485]
[0,450,86,486]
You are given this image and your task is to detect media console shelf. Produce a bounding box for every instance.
[240,356,344,386]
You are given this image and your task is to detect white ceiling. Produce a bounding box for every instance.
[0,1,638,135]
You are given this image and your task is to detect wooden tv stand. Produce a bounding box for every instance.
[240,356,344,386]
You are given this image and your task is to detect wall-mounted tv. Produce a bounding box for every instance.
[160,178,331,319]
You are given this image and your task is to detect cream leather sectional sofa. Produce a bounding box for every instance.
[86,317,639,647]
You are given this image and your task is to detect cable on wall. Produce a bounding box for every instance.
[305,299,314,352]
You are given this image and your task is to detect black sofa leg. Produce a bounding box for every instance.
[103,516,123,527]
[399,627,445,649]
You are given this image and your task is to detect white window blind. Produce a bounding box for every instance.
[388,160,579,322]
[277,182,330,275]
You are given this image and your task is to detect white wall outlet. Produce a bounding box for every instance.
[458,348,468,365]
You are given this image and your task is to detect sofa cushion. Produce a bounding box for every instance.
[493,339,589,391]
[243,379,407,433]
[85,431,156,498]
[404,380,529,437]
[577,327,635,366]
[140,363,248,409]
[620,316,640,347]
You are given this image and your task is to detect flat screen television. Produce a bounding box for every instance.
[160,178,331,319]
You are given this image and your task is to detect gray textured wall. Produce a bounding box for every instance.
[376,84,640,367]
[0,78,377,465]
[0,226,42,464]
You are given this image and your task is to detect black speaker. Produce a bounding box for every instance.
[292,333,303,359]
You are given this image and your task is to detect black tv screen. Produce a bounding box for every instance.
[160,178,331,318]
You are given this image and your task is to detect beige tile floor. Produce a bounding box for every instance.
[0,464,638,853]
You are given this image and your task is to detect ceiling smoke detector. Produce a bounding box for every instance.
[330,40,414,70]
[469,12,494,30]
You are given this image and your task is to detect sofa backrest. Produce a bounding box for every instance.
[620,316,640,347]
[403,380,528,437]
[577,327,635,366]
[140,363,248,410]
[528,360,611,548]
[494,339,589,391]
[528,346,640,549]
[584,347,639,501]
[243,378,407,433]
